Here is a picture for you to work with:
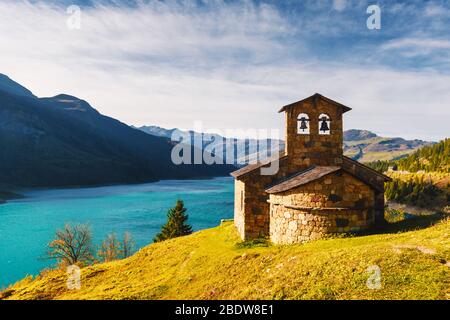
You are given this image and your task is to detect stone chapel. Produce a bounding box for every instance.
[231,93,391,244]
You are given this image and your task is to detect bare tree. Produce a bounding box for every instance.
[98,233,121,262]
[121,232,135,259]
[47,223,94,266]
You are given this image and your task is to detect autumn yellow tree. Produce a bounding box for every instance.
[47,223,95,266]
[98,233,121,262]
[98,232,136,262]
[121,232,135,259]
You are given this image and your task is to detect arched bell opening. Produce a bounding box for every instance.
[318,113,331,135]
[297,113,310,134]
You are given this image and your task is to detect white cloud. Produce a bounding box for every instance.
[379,37,450,65]
[424,3,448,17]
[0,0,448,141]
[381,38,450,51]
[332,0,347,12]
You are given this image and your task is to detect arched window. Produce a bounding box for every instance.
[318,113,331,135]
[297,113,310,134]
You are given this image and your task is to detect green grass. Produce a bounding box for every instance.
[2,217,450,300]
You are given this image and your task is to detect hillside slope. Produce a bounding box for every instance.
[0,74,35,98]
[393,138,449,173]
[342,130,434,162]
[3,220,449,300]
[368,139,450,174]
[0,75,234,188]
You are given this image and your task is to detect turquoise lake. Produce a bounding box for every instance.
[0,177,234,288]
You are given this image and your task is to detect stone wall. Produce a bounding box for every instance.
[270,207,372,244]
[285,96,344,167]
[233,95,387,242]
[341,157,387,223]
[234,179,246,239]
[269,171,375,244]
[237,156,300,240]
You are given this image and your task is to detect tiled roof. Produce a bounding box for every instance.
[278,93,352,114]
[339,156,391,192]
[265,166,341,194]
[230,153,287,178]
[342,156,391,182]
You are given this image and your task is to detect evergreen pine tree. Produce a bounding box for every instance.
[154,200,193,242]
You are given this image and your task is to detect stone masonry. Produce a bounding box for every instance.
[231,93,390,244]
[268,171,375,244]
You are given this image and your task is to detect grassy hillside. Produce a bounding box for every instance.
[2,219,449,300]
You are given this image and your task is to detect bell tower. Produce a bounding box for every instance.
[279,93,351,167]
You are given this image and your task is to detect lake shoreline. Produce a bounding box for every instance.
[0,174,231,204]
[0,177,234,288]
[0,191,25,205]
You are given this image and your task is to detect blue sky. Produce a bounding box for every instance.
[1,0,449,140]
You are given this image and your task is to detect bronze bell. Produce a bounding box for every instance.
[319,117,330,132]
[299,117,308,131]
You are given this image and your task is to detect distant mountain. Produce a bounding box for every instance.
[343,129,377,141]
[139,127,433,164]
[0,74,234,189]
[0,74,35,98]
[138,126,284,165]
[342,129,434,162]
[138,126,182,139]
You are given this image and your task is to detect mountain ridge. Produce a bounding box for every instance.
[343,129,378,141]
[0,75,234,189]
[0,74,36,98]
[138,125,284,165]
[138,126,434,163]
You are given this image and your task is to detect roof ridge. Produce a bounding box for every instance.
[265,166,342,194]
[342,156,391,181]
[230,153,288,178]
[264,165,317,190]
[278,93,352,114]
